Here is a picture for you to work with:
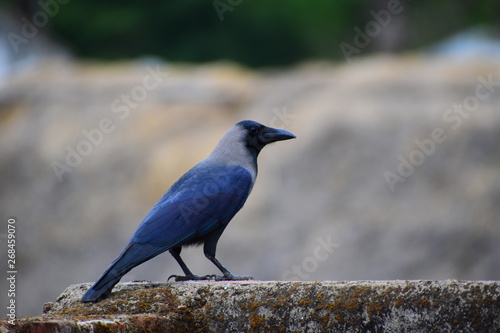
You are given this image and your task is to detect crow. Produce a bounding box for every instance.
[81,120,295,302]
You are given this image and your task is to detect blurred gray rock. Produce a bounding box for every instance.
[1,55,500,317]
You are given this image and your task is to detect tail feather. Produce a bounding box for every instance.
[81,242,164,302]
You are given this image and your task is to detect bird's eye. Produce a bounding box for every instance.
[249,127,259,135]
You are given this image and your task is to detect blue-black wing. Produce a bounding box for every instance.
[132,163,254,248]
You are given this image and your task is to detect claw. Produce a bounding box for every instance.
[168,274,217,282]
[219,274,254,281]
[168,274,253,282]
[168,274,181,282]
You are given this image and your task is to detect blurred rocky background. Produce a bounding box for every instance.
[1,0,500,318]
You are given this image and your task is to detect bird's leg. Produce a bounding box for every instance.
[169,247,203,281]
[203,238,253,281]
[205,254,254,281]
[168,247,217,282]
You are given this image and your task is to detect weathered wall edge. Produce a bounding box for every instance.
[2,280,499,332]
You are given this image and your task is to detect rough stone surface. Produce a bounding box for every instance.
[2,280,499,332]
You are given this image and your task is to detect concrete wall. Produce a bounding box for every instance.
[2,280,499,332]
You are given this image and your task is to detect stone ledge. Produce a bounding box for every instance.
[2,280,499,332]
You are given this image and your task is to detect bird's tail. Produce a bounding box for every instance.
[81,242,161,303]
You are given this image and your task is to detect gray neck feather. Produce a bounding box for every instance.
[203,126,257,182]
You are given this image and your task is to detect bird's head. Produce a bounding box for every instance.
[237,120,296,156]
[208,120,296,172]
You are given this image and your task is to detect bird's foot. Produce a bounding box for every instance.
[168,274,218,282]
[215,274,254,281]
[168,274,253,282]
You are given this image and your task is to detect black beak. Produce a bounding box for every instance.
[260,126,296,144]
